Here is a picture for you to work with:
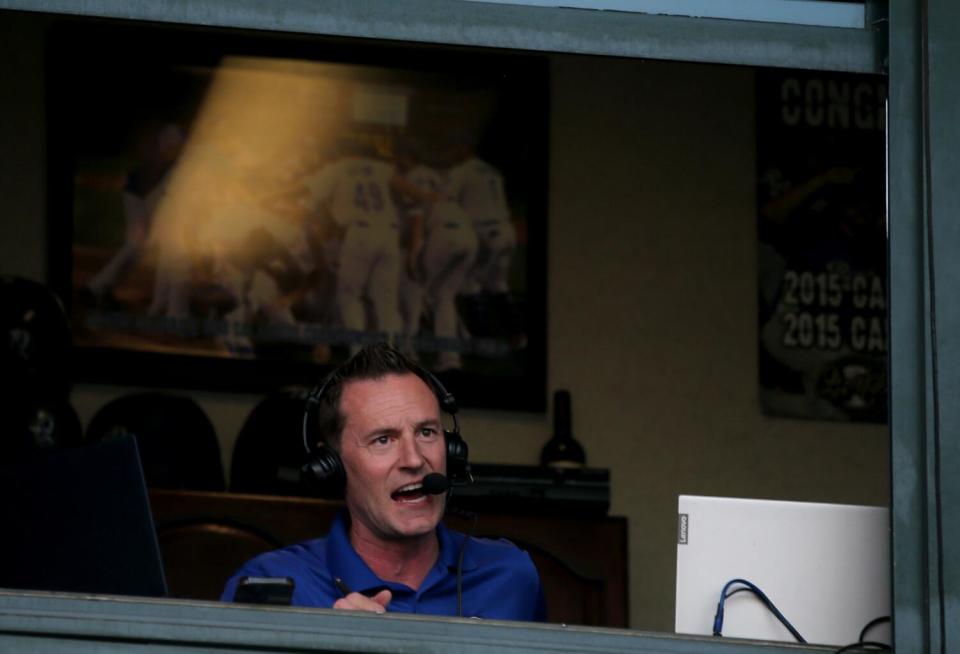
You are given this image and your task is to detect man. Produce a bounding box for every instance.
[221,343,546,620]
[444,143,516,297]
[396,145,477,371]
[84,122,184,309]
[443,142,527,346]
[302,139,404,344]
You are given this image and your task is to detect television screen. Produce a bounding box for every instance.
[47,21,548,410]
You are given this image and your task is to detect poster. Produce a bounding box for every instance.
[756,69,887,422]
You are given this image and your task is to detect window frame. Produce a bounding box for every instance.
[0,0,955,652]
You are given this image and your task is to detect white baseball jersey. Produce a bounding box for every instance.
[306,156,400,229]
[445,157,511,225]
[306,156,403,340]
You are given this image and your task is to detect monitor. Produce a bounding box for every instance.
[675,494,890,646]
[0,435,168,598]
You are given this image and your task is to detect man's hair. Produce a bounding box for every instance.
[313,343,436,451]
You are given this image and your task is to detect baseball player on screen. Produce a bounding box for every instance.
[397,144,477,371]
[84,122,185,310]
[304,137,405,346]
[445,141,516,298]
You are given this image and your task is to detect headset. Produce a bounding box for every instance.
[300,365,470,496]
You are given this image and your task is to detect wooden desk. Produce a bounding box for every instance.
[149,490,629,627]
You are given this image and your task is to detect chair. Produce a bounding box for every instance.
[86,393,225,491]
[230,387,313,497]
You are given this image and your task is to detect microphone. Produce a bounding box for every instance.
[422,473,451,495]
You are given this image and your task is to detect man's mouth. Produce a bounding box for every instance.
[391,481,427,503]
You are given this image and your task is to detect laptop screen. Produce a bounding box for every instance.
[675,494,889,647]
[0,435,168,598]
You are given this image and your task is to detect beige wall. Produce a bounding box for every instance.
[0,11,888,633]
[546,55,888,631]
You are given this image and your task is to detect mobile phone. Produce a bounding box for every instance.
[233,576,295,606]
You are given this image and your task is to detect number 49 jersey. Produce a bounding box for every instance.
[306,156,400,229]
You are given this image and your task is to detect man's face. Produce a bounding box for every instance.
[338,373,447,543]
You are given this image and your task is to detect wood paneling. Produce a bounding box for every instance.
[150,490,628,627]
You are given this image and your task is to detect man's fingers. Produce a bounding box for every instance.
[332,591,391,614]
[371,589,392,608]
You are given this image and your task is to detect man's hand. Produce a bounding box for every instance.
[333,589,392,614]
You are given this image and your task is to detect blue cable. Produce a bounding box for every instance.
[712,578,806,644]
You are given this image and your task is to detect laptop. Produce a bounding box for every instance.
[0,435,168,598]
[675,494,890,646]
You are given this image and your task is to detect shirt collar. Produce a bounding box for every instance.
[436,520,478,573]
[325,511,478,593]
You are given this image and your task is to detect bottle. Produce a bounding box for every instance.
[540,389,586,468]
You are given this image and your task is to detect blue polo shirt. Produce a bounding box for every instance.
[221,511,546,621]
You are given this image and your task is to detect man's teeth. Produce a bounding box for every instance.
[393,482,429,502]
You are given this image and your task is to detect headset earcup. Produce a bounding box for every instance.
[424,370,469,483]
[445,429,469,483]
[299,443,346,498]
